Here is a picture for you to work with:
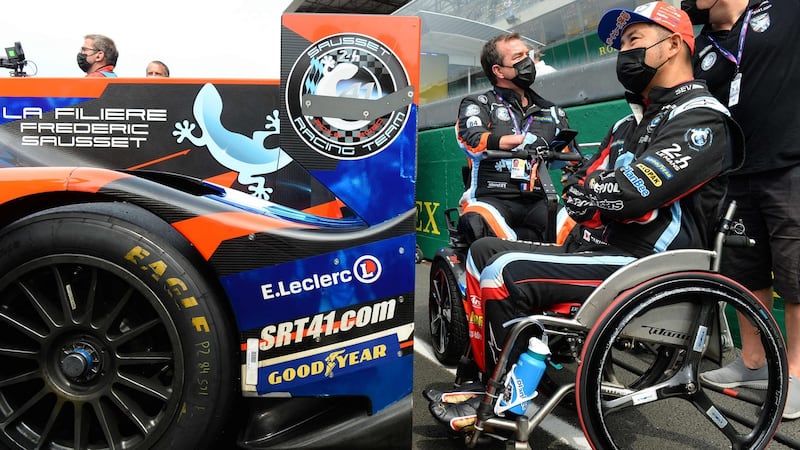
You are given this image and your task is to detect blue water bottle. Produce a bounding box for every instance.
[495,336,550,416]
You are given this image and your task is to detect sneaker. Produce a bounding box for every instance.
[428,396,480,432]
[784,376,800,420]
[700,356,768,390]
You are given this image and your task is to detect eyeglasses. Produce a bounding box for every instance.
[81,47,100,54]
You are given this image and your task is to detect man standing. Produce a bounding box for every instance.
[78,34,118,78]
[146,60,170,78]
[683,0,800,419]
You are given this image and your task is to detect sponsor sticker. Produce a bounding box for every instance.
[286,33,412,160]
[685,127,713,152]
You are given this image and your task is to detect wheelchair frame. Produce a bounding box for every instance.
[460,202,790,449]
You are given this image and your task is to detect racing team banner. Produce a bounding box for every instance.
[0,14,420,418]
[280,14,420,226]
[0,79,347,215]
[230,13,420,411]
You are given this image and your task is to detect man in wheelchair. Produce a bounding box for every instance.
[428,1,746,430]
[455,32,580,245]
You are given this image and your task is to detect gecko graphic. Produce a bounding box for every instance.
[172,83,291,199]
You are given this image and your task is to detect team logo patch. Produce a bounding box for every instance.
[647,113,663,133]
[466,116,482,128]
[495,107,511,122]
[286,33,412,160]
[700,52,717,71]
[478,94,489,104]
[750,13,770,33]
[464,104,481,117]
[685,127,712,151]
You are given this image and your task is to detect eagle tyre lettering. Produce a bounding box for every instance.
[0,203,236,450]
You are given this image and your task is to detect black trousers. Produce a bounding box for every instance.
[465,236,635,376]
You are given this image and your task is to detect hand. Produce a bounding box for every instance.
[564,184,597,223]
[514,132,539,152]
[560,162,581,185]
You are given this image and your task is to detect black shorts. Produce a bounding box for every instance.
[720,165,800,302]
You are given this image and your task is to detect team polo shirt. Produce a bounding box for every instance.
[693,0,800,174]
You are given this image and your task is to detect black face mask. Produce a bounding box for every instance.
[77,53,92,73]
[615,36,671,94]
[510,57,536,89]
[681,0,710,25]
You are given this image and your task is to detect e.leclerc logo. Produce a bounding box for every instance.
[261,255,382,300]
[286,33,412,160]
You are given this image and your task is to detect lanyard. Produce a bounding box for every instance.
[495,91,534,135]
[706,7,754,72]
[494,91,538,189]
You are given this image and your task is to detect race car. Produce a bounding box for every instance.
[0,14,420,449]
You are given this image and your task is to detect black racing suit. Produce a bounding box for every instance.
[465,80,745,375]
[455,86,577,243]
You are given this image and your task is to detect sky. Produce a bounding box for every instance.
[3,0,294,79]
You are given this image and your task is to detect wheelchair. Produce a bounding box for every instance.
[437,201,790,449]
[429,131,582,364]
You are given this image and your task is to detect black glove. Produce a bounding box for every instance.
[560,161,582,185]
[564,184,597,223]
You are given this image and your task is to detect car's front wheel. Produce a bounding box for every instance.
[0,203,237,450]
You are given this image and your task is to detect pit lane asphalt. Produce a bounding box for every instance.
[411,260,800,450]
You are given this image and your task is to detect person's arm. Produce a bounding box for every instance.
[562,122,618,228]
[580,108,730,223]
[456,96,525,155]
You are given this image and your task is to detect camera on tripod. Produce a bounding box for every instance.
[0,42,28,77]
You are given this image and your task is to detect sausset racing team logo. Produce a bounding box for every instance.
[285,33,413,160]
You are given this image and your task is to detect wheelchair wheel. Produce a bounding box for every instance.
[576,272,787,450]
[428,257,469,364]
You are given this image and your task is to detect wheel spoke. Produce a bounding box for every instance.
[429,313,441,335]
[117,351,174,365]
[600,376,681,413]
[0,386,49,427]
[91,399,123,450]
[117,373,172,401]
[0,346,38,359]
[681,301,717,369]
[50,265,80,325]
[111,318,161,346]
[36,398,64,449]
[16,279,59,331]
[74,402,88,450]
[690,390,746,447]
[95,286,135,334]
[0,368,41,388]
[80,266,99,323]
[430,278,442,307]
[0,310,47,341]
[109,388,158,434]
[438,321,448,352]
[59,265,101,326]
